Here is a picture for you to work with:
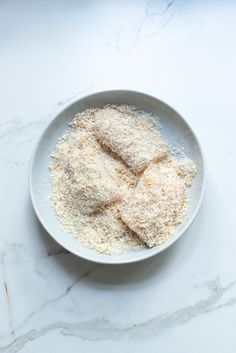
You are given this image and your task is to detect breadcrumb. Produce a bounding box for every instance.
[49,105,196,254]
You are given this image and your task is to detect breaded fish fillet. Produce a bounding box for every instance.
[120,163,188,247]
[94,107,169,174]
[67,133,120,215]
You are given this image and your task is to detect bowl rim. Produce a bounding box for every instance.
[29,89,206,265]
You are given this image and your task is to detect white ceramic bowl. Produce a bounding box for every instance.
[29,90,205,264]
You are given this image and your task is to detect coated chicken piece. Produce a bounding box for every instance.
[120,163,188,247]
[94,107,169,174]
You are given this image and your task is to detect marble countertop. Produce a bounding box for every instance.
[1,1,236,352]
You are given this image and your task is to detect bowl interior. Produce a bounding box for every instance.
[30,90,205,264]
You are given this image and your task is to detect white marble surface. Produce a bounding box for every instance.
[0,0,236,352]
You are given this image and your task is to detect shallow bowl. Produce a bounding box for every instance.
[29,90,205,264]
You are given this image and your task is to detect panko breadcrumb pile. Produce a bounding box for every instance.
[50,105,197,254]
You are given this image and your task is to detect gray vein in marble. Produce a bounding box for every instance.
[129,0,181,51]
[2,240,68,259]
[105,0,174,52]
[0,252,14,336]
[130,0,154,50]
[162,0,175,15]
[158,8,176,33]
[16,264,98,334]
[2,276,236,352]
[100,0,179,52]
[0,84,98,148]
[215,297,236,310]
[151,0,188,36]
